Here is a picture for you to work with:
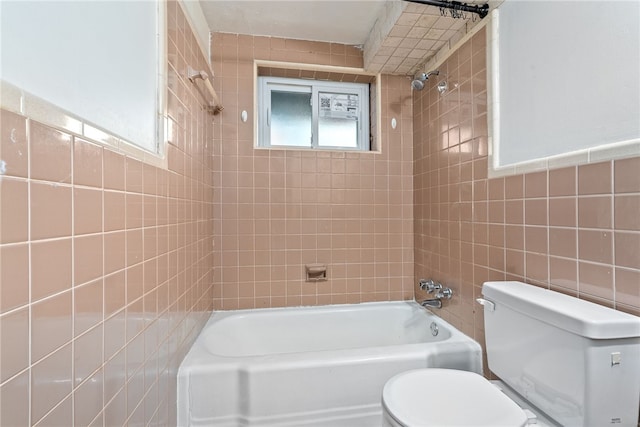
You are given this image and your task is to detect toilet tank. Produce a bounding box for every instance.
[481,281,640,427]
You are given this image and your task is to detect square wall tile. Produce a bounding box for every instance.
[578,161,611,195]
[74,138,103,187]
[549,166,576,196]
[615,232,640,269]
[524,171,547,198]
[31,238,72,302]
[30,121,72,183]
[30,181,72,240]
[614,195,640,231]
[614,157,640,193]
[0,370,29,425]
[103,149,126,191]
[548,227,577,259]
[524,199,547,226]
[73,323,103,383]
[31,343,73,424]
[74,369,104,426]
[0,307,29,382]
[577,196,612,229]
[74,187,103,235]
[74,234,104,286]
[104,231,126,275]
[504,174,523,199]
[0,109,29,178]
[578,262,613,300]
[37,395,72,427]
[578,230,613,264]
[615,268,640,308]
[524,226,547,254]
[104,271,126,317]
[549,197,575,227]
[549,257,577,291]
[0,177,28,243]
[31,291,72,363]
[74,279,103,337]
[0,243,29,312]
[104,190,126,232]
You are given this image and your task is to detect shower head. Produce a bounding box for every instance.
[411,70,440,91]
[411,79,425,90]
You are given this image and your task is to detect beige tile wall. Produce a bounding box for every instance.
[0,1,215,425]
[210,33,415,309]
[413,27,640,373]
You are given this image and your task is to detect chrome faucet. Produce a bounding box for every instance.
[418,278,453,309]
[421,298,443,309]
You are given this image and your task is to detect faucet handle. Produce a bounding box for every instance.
[418,278,432,291]
[419,279,442,293]
[437,287,453,299]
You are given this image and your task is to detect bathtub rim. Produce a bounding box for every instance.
[181,300,479,362]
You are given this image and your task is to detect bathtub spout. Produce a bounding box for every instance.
[421,299,442,309]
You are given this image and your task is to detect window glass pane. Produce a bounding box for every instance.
[271,90,312,147]
[317,92,359,148]
[318,117,358,147]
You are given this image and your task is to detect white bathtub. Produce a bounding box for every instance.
[177,301,482,427]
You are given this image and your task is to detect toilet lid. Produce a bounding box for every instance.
[382,369,529,427]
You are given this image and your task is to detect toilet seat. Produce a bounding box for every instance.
[382,369,530,427]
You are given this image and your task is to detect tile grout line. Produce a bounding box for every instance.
[27,115,33,427]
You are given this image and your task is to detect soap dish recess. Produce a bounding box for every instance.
[305,264,327,282]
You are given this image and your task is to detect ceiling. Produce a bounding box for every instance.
[199,0,387,45]
[199,0,494,75]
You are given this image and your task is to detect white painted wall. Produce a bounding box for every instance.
[491,0,640,167]
[0,1,161,153]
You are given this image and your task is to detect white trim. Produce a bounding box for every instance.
[1,80,167,169]
[488,138,640,178]
[179,0,212,65]
[487,8,500,174]
[156,0,168,159]
[254,60,378,77]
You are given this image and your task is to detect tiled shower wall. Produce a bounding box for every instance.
[211,33,415,309]
[413,27,640,368]
[0,2,214,425]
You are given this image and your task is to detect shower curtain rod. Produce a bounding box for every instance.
[404,0,489,19]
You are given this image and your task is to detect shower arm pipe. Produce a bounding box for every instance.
[404,0,489,19]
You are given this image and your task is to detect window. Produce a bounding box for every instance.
[258,77,370,151]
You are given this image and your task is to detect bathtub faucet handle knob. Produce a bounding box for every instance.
[437,287,453,300]
[419,279,442,293]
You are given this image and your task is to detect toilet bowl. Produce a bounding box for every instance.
[382,369,545,427]
[381,281,640,427]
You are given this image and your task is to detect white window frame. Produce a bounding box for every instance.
[258,76,370,151]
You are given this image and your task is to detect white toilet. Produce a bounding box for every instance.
[382,281,640,427]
